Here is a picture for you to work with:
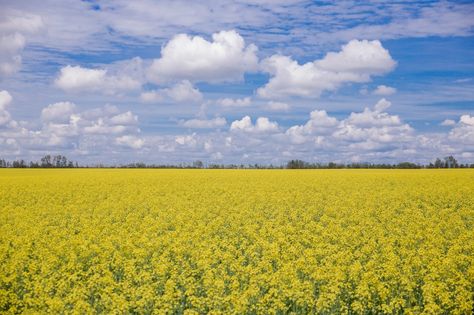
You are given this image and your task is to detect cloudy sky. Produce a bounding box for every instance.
[0,0,473,165]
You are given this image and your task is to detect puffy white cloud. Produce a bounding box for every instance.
[55,64,142,94]
[373,98,392,112]
[175,133,197,146]
[0,10,43,77]
[55,66,106,90]
[0,90,13,126]
[266,101,290,112]
[115,135,144,149]
[181,117,226,129]
[440,119,456,126]
[148,30,258,83]
[140,81,202,103]
[109,111,138,125]
[230,116,279,133]
[345,99,401,127]
[460,115,474,126]
[258,40,396,99]
[286,110,338,144]
[41,101,76,123]
[448,115,474,145]
[216,97,251,107]
[163,80,202,102]
[373,85,396,96]
[140,90,163,103]
[0,99,145,160]
[0,90,13,110]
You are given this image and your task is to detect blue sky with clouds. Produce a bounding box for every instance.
[0,0,473,165]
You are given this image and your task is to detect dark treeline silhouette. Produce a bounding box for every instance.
[1,155,473,169]
[0,155,77,168]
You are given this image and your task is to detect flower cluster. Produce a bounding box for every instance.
[0,169,473,314]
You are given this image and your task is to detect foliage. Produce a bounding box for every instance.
[0,169,473,314]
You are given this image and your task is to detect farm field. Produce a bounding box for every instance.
[0,169,473,314]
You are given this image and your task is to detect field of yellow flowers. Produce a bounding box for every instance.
[0,169,473,314]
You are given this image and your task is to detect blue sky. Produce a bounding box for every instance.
[0,0,473,165]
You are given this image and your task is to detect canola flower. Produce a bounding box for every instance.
[0,169,473,314]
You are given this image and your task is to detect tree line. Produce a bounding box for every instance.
[0,155,78,168]
[0,155,473,169]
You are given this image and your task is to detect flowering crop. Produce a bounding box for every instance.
[1,169,473,314]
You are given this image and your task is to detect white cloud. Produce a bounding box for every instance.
[460,115,474,126]
[109,111,138,125]
[0,90,13,126]
[325,2,474,43]
[175,133,197,146]
[373,98,392,112]
[115,135,144,149]
[258,39,396,99]
[41,101,76,123]
[55,66,105,90]
[55,64,142,94]
[286,110,338,144]
[217,97,251,107]
[211,151,223,160]
[181,117,226,129]
[448,115,474,145]
[345,100,400,127]
[140,90,163,103]
[266,101,290,112]
[0,10,43,77]
[230,116,279,133]
[148,30,258,83]
[0,90,13,110]
[373,85,396,96]
[440,119,456,126]
[140,81,202,104]
[163,80,202,102]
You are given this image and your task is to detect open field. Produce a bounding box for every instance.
[1,169,473,314]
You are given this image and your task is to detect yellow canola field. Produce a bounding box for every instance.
[0,169,473,314]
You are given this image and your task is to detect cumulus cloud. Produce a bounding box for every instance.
[266,101,290,112]
[148,30,258,83]
[109,111,138,125]
[0,90,14,127]
[140,80,202,103]
[258,39,396,99]
[448,115,474,145]
[140,90,163,103]
[55,63,142,94]
[175,133,197,146]
[181,117,226,129]
[373,98,392,112]
[440,119,456,126]
[115,135,144,149]
[373,85,396,96]
[0,90,13,110]
[38,103,140,150]
[230,116,279,133]
[286,110,338,144]
[216,97,251,107]
[0,10,43,77]
[283,99,415,156]
[165,80,202,102]
[41,101,76,123]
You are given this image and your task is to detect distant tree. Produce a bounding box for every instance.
[397,162,419,169]
[41,155,52,168]
[12,160,27,168]
[434,158,444,168]
[287,160,308,169]
[444,156,458,168]
[193,160,204,168]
